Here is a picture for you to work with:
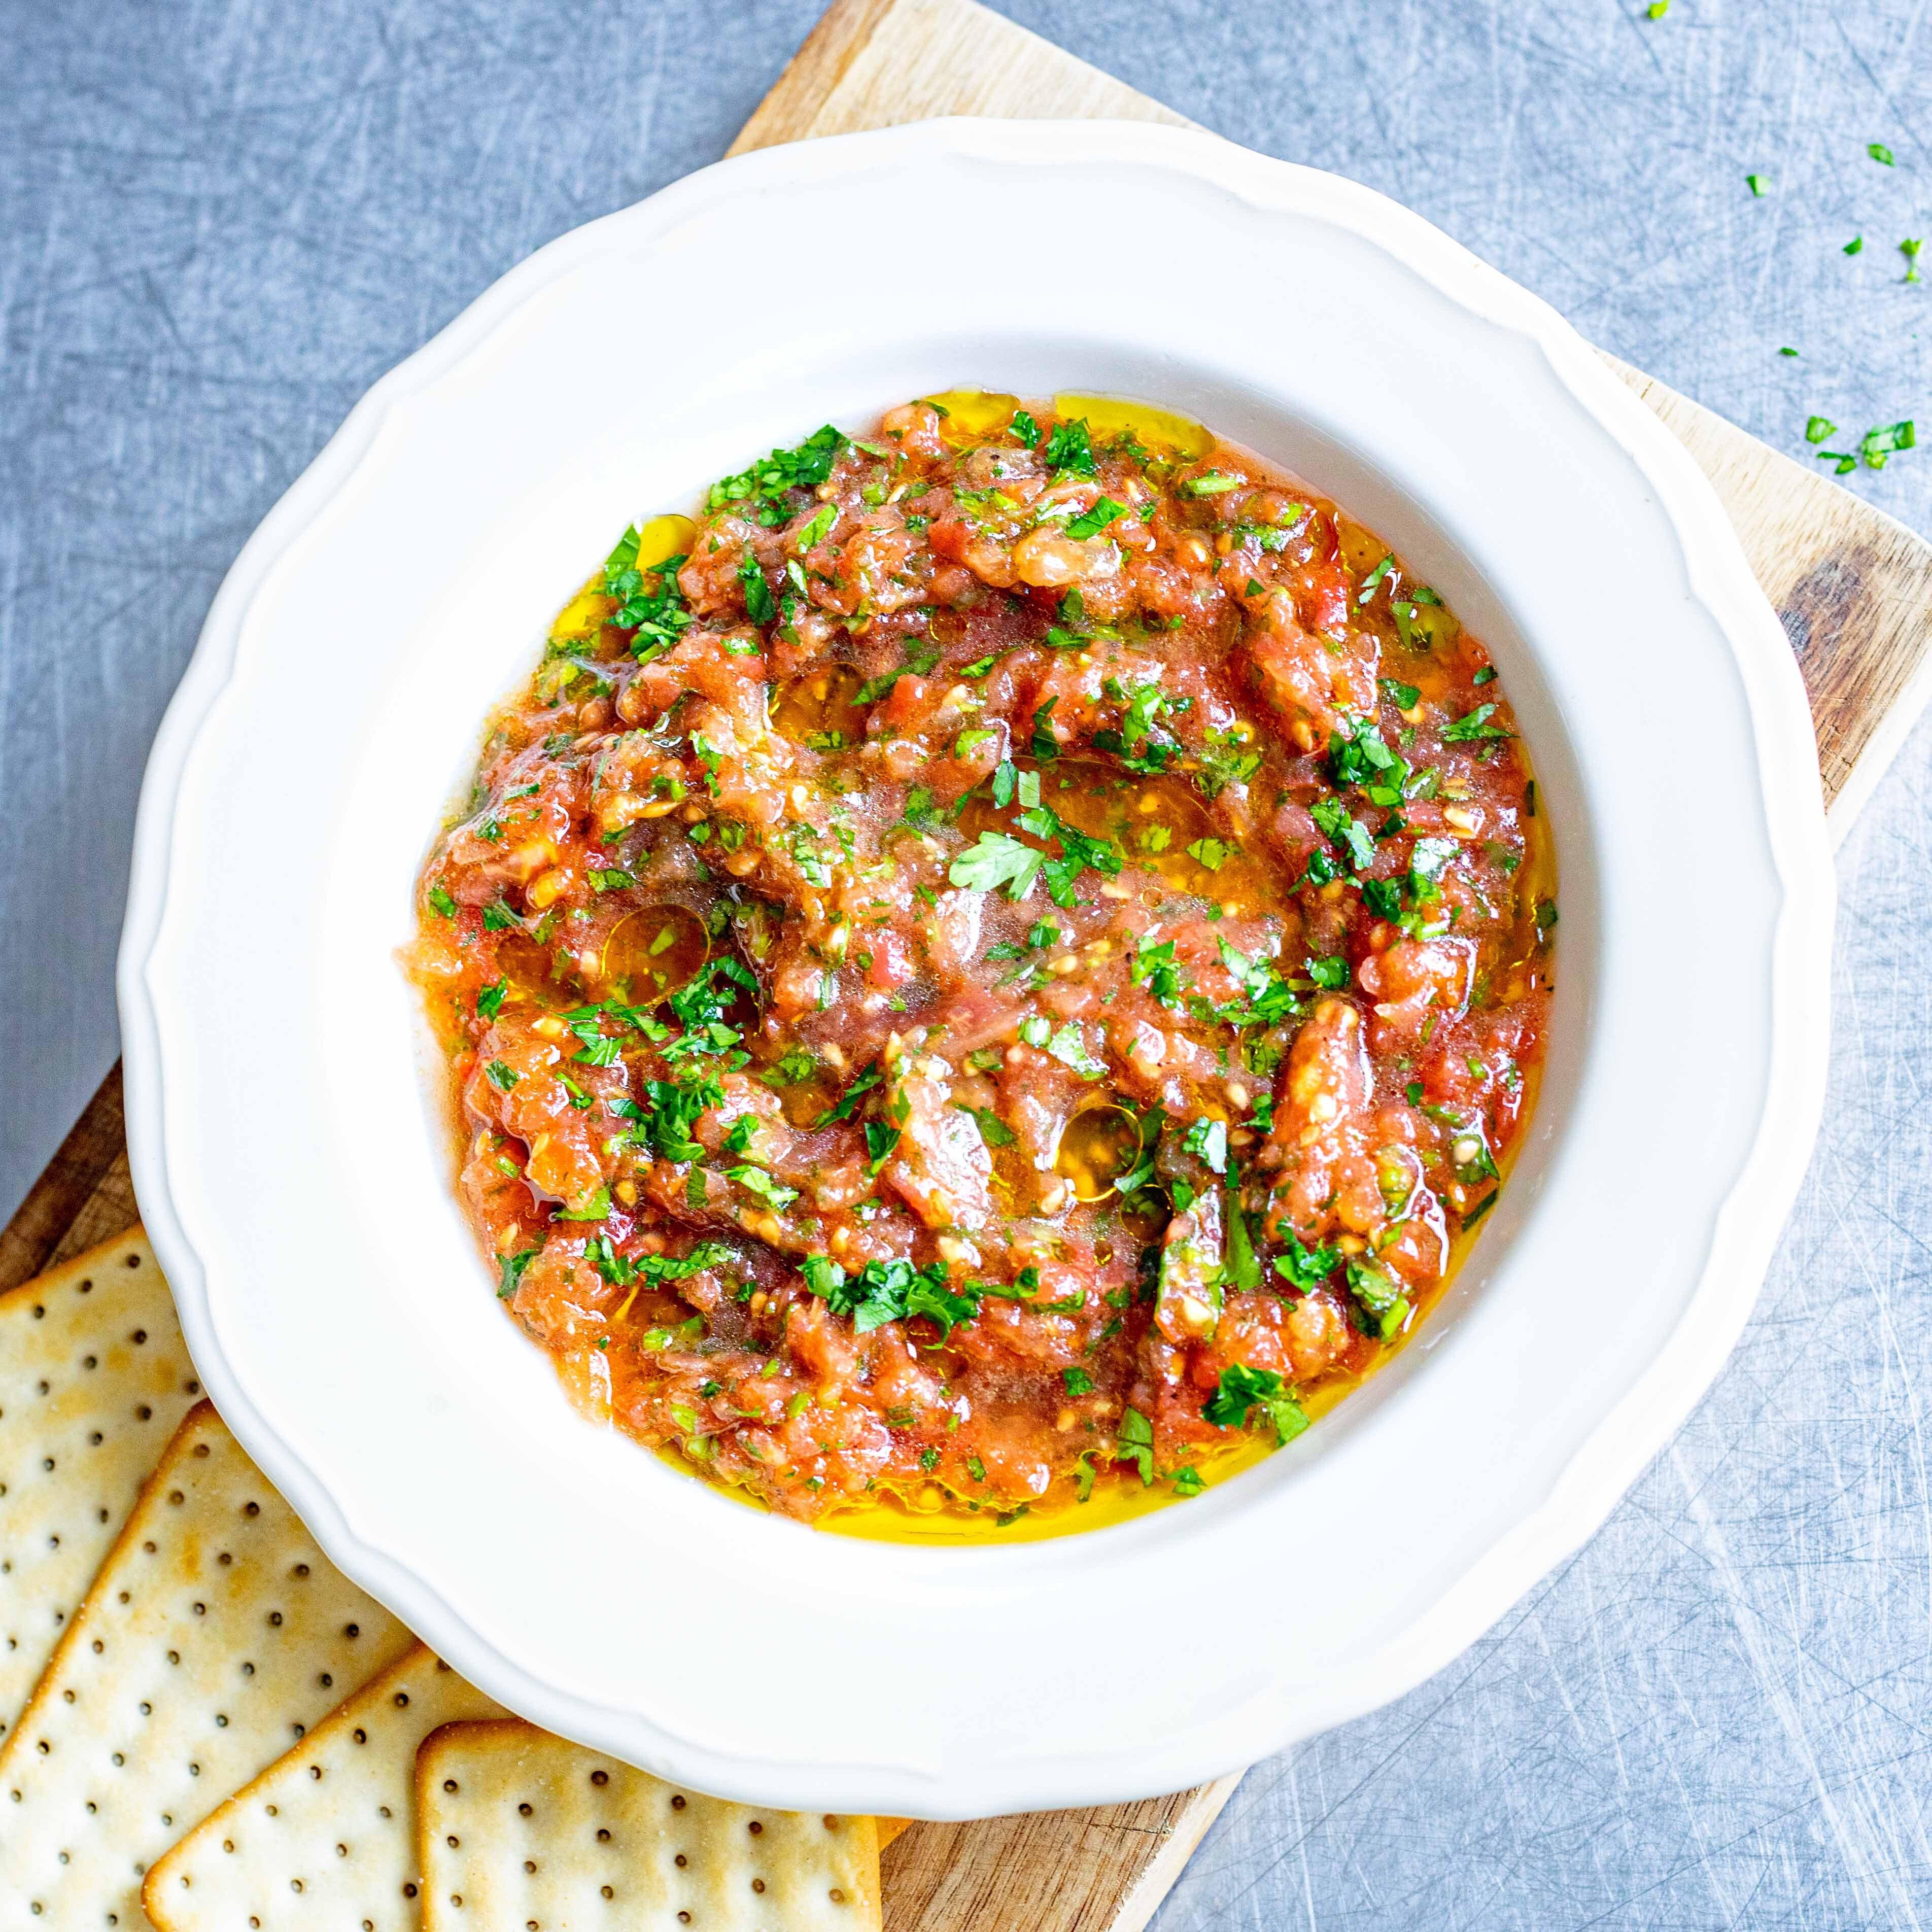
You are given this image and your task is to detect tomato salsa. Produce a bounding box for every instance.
[410,392,1554,1539]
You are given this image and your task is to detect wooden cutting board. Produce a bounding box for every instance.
[10,2,1931,1927]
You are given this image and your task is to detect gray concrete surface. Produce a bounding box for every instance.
[4,1,1930,1921]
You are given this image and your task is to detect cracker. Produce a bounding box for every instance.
[875,1816,911,1850]
[143,1641,508,1930]
[416,1717,884,1931]
[0,1399,415,1926]
[0,1228,201,1739]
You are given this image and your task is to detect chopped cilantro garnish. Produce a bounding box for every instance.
[736,553,776,625]
[1329,716,1398,787]
[1361,878,1405,921]
[1195,730,1261,798]
[1272,1232,1340,1295]
[814,1061,881,1126]
[1871,142,1895,165]
[1182,1116,1228,1176]
[1441,703,1512,743]
[1345,1258,1409,1338]
[1806,416,1837,444]
[1030,696,1061,762]
[636,1074,725,1163]
[1115,1404,1156,1484]
[708,424,847,524]
[950,830,1044,900]
[1131,932,1184,1008]
[802,1254,979,1337]
[1310,797,1376,872]
[601,528,693,660]
[863,1122,901,1175]
[1042,419,1096,476]
[555,1185,611,1223]
[484,1059,519,1091]
[496,1248,539,1300]
[1065,497,1127,540]
[728,1164,798,1212]
[1203,1364,1310,1444]
[1062,1366,1095,1397]
[1011,408,1041,448]
[959,1104,1016,1148]
[429,885,458,918]
[476,980,506,1020]
[1043,1022,1105,1080]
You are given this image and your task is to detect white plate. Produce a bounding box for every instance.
[118,120,1832,1818]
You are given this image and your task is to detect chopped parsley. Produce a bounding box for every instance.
[601,526,693,660]
[736,553,776,625]
[1182,1116,1229,1176]
[1115,1405,1156,1484]
[863,1121,901,1175]
[1203,1364,1310,1445]
[801,1254,979,1338]
[1272,1232,1341,1295]
[1195,730,1261,798]
[1042,419,1096,477]
[728,1164,798,1212]
[814,1061,882,1126]
[1065,497,1127,540]
[1441,703,1512,743]
[708,424,847,525]
[496,1248,539,1300]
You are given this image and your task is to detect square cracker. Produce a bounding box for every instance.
[416,1717,884,1931]
[144,1641,508,1931]
[0,1399,415,1926]
[0,1228,202,1739]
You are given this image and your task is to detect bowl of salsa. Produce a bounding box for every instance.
[119,119,1831,1816]
[407,392,1557,1543]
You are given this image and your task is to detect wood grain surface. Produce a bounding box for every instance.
[16,2,1930,1928]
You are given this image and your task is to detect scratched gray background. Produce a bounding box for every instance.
[4,0,1930,1922]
